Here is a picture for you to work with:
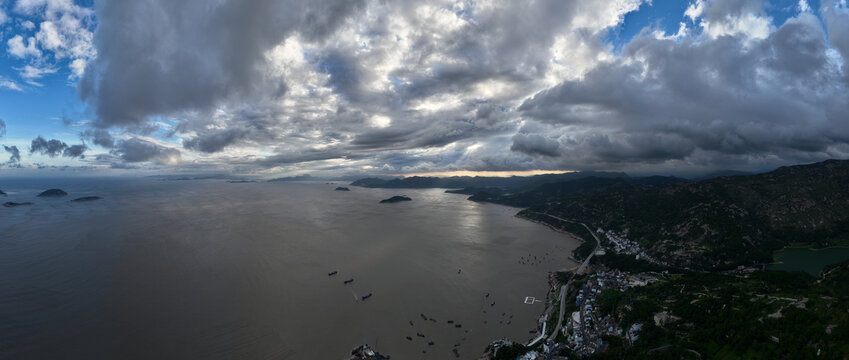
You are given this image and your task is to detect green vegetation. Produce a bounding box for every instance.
[493,343,530,360]
[590,260,849,359]
[507,160,849,270]
[591,254,671,273]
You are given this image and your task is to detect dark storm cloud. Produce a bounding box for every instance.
[511,133,560,157]
[30,136,88,158]
[64,145,88,158]
[183,127,251,153]
[318,52,363,102]
[81,129,115,148]
[517,11,849,167]
[3,145,20,164]
[111,138,181,164]
[79,0,365,128]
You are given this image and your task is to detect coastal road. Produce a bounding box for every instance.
[528,212,601,343]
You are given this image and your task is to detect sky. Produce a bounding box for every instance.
[0,0,847,178]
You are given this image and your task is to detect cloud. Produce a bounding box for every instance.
[17,65,58,85]
[822,0,849,80]
[6,0,96,78]
[0,118,5,137]
[7,35,42,58]
[79,0,365,128]
[183,127,251,153]
[4,145,22,164]
[0,76,23,91]
[515,9,849,171]
[111,137,181,165]
[80,129,114,148]
[511,133,561,157]
[29,136,87,158]
[44,0,848,175]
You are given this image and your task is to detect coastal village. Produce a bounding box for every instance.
[349,223,669,360]
[474,223,665,359]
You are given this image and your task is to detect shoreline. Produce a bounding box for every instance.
[514,211,585,347]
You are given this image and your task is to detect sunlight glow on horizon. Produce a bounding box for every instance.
[397,170,577,178]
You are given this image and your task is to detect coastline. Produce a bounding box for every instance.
[514,211,584,347]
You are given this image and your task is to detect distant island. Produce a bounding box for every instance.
[0,190,6,196]
[37,189,68,197]
[335,187,350,191]
[3,202,33,207]
[71,196,102,202]
[379,195,411,203]
[227,180,256,183]
[268,174,314,182]
[445,186,506,195]
[350,171,630,190]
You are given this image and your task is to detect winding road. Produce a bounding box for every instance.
[524,212,601,344]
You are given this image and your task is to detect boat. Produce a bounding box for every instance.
[361,293,372,300]
[416,333,425,337]
[344,278,354,284]
[406,336,412,341]
[427,341,434,346]
[328,271,338,276]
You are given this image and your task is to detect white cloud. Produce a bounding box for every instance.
[700,12,772,40]
[685,0,705,22]
[16,64,58,85]
[369,115,392,128]
[7,34,41,57]
[7,0,96,79]
[0,76,23,91]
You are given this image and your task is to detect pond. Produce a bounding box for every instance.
[767,247,849,276]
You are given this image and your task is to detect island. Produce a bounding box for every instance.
[335,187,350,191]
[267,174,314,182]
[379,195,411,203]
[227,180,256,183]
[0,190,6,196]
[3,202,33,207]
[71,196,102,202]
[37,189,68,197]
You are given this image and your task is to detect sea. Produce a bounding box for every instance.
[0,178,579,359]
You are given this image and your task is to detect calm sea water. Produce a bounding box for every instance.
[0,178,579,359]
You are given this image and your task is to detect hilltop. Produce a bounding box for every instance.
[476,159,849,270]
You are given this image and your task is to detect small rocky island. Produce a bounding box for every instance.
[71,196,102,202]
[37,189,68,197]
[0,190,6,196]
[379,195,411,203]
[348,344,390,360]
[335,187,351,191]
[3,202,33,207]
